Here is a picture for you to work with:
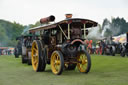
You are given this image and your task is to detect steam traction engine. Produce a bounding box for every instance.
[15,34,33,65]
[29,15,98,75]
[14,36,22,58]
[120,33,128,57]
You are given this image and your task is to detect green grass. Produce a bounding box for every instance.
[0,54,128,85]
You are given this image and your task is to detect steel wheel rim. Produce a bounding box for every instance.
[31,42,39,71]
[51,52,61,74]
[77,52,88,72]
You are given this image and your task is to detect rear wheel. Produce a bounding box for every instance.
[77,50,91,73]
[51,51,64,75]
[31,40,46,72]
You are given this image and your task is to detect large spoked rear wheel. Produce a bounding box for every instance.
[51,51,64,75]
[31,40,46,72]
[77,50,91,73]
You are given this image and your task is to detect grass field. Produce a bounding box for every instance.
[0,54,128,85]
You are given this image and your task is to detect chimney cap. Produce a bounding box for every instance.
[65,14,72,19]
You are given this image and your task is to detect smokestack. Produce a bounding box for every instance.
[40,15,55,24]
[65,14,72,19]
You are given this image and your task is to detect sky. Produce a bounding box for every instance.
[0,0,128,25]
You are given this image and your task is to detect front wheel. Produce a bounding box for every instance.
[77,50,91,73]
[51,51,64,75]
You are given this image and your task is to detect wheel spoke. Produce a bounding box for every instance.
[56,65,60,71]
[33,48,37,52]
[34,45,37,49]
[79,64,83,71]
[34,60,37,65]
[33,54,36,58]
[81,64,87,71]
[82,58,87,65]
[56,55,59,60]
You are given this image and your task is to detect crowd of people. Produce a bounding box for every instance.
[0,48,14,55]
[85,38,116,55]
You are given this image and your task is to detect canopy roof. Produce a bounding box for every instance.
[29,18,98,33]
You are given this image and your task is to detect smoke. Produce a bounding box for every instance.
[21,26,30,35]
[101,22,121,37]
[87,25,104,40]
[101,22,111,36]
[86,21,121,40]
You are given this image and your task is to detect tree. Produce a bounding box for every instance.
[102,17,128,37]
[0,25,8,46]
[0,19,24,47]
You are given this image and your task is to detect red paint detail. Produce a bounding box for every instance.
[71,39,84,44]
[68,20,72,24]
[81,20,86,24]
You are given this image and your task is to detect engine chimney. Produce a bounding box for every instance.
[40,15,55,24]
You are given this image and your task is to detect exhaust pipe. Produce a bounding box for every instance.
[40,15,55,24]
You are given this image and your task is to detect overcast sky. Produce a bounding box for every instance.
[0,0,128,25]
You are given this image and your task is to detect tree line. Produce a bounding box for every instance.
[102,17,128,37]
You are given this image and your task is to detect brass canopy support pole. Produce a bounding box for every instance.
[84,24,86,39]
[68,24,70,39]
[58,25,68,39]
